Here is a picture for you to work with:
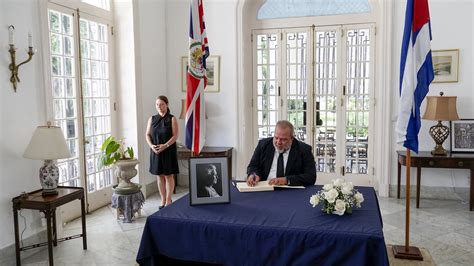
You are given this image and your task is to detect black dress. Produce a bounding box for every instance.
[149,111,179,175]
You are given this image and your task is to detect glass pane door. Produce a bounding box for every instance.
[314,29,339,175]
[47,5,84,221]
[48,9,81,188]
[252,25,375,185]
[47,4,116,217]
[343,27,373,180]
[79,13,115,211]
[254,32,280,141]
[80,17,113,195]
[283,30,311,143]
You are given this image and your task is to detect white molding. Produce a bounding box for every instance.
[374,0,393,196]
[131,0,148,194]
[236,0,254,179]
[39,1,53,122]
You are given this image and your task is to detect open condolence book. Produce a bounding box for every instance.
[236,180,305,192]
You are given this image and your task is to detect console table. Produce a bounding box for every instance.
[177,146,233,179]
[397,151,474,211]
[12,186,87,266]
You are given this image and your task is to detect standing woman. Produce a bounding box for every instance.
[146,96,179,209]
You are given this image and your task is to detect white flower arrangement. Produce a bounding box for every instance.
[309,178,364,216]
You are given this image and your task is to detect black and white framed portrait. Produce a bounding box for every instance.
[450,119,474,153]
[189,157,230,205]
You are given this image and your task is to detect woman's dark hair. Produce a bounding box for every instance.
[157,95,169,105]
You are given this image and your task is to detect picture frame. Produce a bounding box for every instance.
[189,156,230,205]
[181,55,220,93]
[450,119,474,153]
[432,49,459,83]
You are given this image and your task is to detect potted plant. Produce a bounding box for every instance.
[99,136,140,194]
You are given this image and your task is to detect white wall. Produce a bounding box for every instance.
[128,0,240,187]
[114,0,141,185]
[165,0,238,146]
[0,0,47,250]
[133,0,167,184]
[390,0,474,188]
[133,0,168,185]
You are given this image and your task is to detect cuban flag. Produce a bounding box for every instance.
[185,0,209,155]
[396,0,434,153]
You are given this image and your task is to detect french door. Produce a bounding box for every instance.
[252,24,375,185]
[253,28,312,143]
[45,2,116,220]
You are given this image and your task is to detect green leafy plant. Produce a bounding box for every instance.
[98,136,134,168]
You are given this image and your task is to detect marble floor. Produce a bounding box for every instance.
[4,186,474,265]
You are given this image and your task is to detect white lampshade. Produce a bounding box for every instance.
[23,125,71,160]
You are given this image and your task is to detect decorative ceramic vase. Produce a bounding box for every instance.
[39,160,59,195]
[114,159,141,194]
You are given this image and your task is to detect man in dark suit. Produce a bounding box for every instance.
[246,120,316,187]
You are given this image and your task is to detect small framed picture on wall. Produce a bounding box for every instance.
[432,49,459,83]
[181,56,220,93]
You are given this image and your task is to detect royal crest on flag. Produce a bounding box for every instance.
[396,0,434,153]
[185,0,209,155]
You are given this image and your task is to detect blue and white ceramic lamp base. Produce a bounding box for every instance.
[39,160,60,196]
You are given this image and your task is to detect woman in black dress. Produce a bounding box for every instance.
[146,96,179,209]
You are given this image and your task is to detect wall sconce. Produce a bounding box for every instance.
[8,25,35,92]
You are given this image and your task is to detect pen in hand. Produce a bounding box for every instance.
[247,173,259,187]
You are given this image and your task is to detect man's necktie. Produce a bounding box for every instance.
[276,152,285,177]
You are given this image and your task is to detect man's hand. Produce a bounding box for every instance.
[246,173,260,187]
[268,177,288,186]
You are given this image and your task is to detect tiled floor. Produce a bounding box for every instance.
[4,186,474,265]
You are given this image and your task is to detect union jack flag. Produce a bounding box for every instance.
[185,0,209,155]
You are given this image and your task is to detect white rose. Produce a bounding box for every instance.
[309,195,320,207]
[341,182,354,195]
[354,192,365,207]
[333,178,345,187]
[333,199,346,216]
[323,183,333,191]
[324,189,339,203]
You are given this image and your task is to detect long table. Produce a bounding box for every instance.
[397,150,474,210]
[136,186,388,266]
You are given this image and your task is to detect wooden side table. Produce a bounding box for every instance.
[12,186,87,266]
[397,151,474,211]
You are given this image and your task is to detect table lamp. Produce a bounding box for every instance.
[422,92,459,155]
[23,122,71,196]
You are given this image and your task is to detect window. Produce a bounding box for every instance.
[258,0,371,20]
[81,0,110,11]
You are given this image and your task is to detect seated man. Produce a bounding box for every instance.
[246,120,316,186]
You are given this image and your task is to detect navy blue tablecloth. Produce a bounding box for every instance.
[136,185,388,266]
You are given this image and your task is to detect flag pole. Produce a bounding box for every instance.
[392,148,423,260]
